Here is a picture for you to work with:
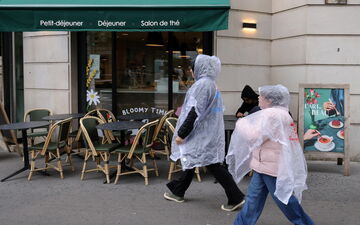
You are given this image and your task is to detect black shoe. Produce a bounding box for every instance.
[163,192,185,203]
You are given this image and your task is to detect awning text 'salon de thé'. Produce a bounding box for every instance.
[0,0,230,32]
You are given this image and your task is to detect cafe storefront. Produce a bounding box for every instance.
[2,1,360,162]
[0,0,230,119]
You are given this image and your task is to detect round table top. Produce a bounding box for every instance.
[0,121,49,130]
[118,113,161,121]
[43,113,85,121]
[224,120,236,131]
[96,121,144,131]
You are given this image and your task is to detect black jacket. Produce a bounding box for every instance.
[177,107,197,139]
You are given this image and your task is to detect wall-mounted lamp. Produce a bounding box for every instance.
[242,22,257,29]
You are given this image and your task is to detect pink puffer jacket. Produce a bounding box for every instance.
[250,139,281,177]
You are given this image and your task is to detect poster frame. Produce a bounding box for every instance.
[298,83,350,176]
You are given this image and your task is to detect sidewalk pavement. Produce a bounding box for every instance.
[0,149,359,225]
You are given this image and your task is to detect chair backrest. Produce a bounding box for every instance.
[40,118,72,155]
[153,109,174,141]
[96,109,117,141]
[57,118,72,144]
[84,109,116,141]
[164,117,178,150]
[96,108,116,123]
[24,108,52,122]
[24,108,52,133]
[85,108,116,122]
[80,116,108,156]
[127,119,159,159]
[0,103,19,153]
[165,117,177,132]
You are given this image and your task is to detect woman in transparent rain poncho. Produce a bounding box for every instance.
[226,85,315,225]
[163,54,245,212]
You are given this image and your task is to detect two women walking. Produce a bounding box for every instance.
[162,54,315,224]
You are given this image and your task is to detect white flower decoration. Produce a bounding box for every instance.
[86,89,100,106]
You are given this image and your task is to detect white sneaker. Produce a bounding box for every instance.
[221,199,245,212]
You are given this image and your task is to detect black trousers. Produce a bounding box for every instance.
[166,163,244,205]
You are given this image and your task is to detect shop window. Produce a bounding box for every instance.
[86,32,113,111]
[115,32,170,115]
[85,31,207,116]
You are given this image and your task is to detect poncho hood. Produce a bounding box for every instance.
[193,54,221,81]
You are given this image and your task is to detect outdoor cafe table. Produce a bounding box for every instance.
[43,113,85,121]
[0,121,50,182]
[115,115,155,144]
[96,120,145,147]
[96,121,145,132]
[117,113,161,121]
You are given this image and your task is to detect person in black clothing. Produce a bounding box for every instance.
[163,55,245,212]
[235,85,260,118]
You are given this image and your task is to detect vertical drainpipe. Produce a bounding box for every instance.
[112,32,118,117]
[77,32,87,113]
[168,32,173,111]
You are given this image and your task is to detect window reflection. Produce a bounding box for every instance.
[86,31,204,116]
[86,32,112,110]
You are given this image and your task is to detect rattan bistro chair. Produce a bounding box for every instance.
[24,108,52,145]
[151,109,174,160]
[113,120,159,185]
[85,108,118,143]
[28,118,73,180]
[165,117,202,182]
[65,109,101,157]
[96,108,119,142]
[80,116,119,184]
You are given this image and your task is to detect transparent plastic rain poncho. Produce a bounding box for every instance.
[226,85,308,205]
[170,55,225,170]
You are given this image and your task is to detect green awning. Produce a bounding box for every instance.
[0,0,229,32]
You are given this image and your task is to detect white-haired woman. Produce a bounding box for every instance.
[226,85,315,225]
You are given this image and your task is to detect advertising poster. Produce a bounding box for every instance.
[298,84,350,176]
[303,88,345,153]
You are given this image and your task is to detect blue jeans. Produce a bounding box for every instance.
[234,171,315,225]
